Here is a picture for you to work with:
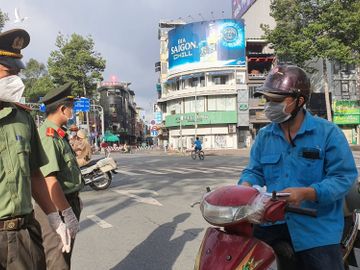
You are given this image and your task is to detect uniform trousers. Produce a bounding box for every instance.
[0,213,45,270]
[34,193,82,270]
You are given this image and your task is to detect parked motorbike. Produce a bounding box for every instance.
[192,185,360,270]
[81,156,118,191]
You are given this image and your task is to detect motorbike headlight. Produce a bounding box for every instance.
[200,197,265,226]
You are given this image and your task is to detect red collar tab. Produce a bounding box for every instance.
[56,128,66,138]
[46,127,55,137]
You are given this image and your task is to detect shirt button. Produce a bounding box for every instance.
[7,170,12,174]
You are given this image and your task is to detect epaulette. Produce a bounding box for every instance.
[14,102,32,112]
[46,127,55,137]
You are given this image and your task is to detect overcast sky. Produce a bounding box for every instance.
[1,1,232,113]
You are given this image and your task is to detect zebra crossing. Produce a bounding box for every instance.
[115,165,246,176]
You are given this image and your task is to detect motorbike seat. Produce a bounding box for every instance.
[80,158,102,168]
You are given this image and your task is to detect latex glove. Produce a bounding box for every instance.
[47,212,71,253]
[62,207,80,239]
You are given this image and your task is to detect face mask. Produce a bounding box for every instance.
[0,75,25,102]
[264,100,294,123]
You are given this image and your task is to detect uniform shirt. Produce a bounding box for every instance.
[239,110,358,252]
[39,119,83,194]
[0,103,48,218]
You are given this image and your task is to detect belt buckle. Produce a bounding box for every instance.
[4,219,19,231]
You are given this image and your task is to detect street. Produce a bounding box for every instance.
[72,150,360,270]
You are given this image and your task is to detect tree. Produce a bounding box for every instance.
[22,58,54,102]
[48,33,106,97]
[0,9,9,32]
[261,0,360,121]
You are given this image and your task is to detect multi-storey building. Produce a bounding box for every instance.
[156,19,248,150]
[97,81,138,144]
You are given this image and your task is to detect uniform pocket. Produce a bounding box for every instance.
[260,154,282,183]
[16,141,31,176]
[297,157,323,185]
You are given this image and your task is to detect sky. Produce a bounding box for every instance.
[1,0,232,114]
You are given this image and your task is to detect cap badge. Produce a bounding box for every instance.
[12,37,24,50]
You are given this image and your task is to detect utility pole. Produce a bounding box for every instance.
[322,60,332,122]
[179,100,183,153]
[91,104,105,144]
[194,79,198,138]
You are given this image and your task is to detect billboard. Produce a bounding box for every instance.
[333,100,360,125]
[168,19,246,74]
[232,0,257,19]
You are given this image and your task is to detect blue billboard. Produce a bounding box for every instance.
[168,19,246,74]
[232,0,256,19]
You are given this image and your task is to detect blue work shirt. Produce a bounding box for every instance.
[194,140,202,148]
[239,110,358,252]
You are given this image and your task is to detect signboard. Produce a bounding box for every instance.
[333,100,360,125]
[232,0,257,19]
[151,130,158,137]
[155,112,163,124]
[168,19,246,74]
[74,98,90,112]
[165,111,237,127]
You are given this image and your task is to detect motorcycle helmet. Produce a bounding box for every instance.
[255,65,311,102]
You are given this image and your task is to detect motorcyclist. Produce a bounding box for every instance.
[193,137,202,152]
[238,65,357,270]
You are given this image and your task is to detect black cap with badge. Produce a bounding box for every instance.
[42,82,75,107]
[0,29,30,70]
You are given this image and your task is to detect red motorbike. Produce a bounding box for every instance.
[192,185,360,270]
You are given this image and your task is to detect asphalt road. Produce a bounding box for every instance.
[71,150,360,270]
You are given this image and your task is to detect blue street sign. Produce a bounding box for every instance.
[151,130,158,137]
[74,97,90,112]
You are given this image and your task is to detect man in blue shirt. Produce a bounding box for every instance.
[239,65,357,270]
[194,137,202,152]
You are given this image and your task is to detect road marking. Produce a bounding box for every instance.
[159,168,188,174]
[217,166,243,171]
[181,168,213,174]
[113,189,163,206]
[86,215,113,229]
[136,169,167,175]
[115,169,142,176]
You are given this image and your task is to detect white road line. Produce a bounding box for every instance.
[115,170,142,176]
[216,166,243,171]
[113,189,163,206]
[181,168,213,174]
[159,168,189,174]
[86,215,113,229]
[136,169,167,175]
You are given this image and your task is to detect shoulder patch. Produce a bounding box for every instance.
[46,127,55,137]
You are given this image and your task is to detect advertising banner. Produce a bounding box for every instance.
[165,111,237,127]
[168,19,246,74]
[333,100,360,125]
[232,0,257,19]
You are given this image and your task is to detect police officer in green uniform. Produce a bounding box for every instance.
[0,29,71,270]
[34,82,83,270]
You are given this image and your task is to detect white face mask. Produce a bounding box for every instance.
[0,75,25,102]
[264,99,295,123]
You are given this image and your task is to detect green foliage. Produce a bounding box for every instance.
[48,33,106,97]
[261,0,360,68]
[0,10,9,32]
[22,58,54,103]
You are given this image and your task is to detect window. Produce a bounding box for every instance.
[249,86,261,98]
[184,97,205,113]
[208,96,236,111]
[212,75,228,85]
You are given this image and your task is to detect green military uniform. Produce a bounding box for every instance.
[0,29,48,270]
[34,83,83,270]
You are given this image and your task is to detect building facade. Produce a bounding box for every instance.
[97,81,139,144]
[156,19,248,150]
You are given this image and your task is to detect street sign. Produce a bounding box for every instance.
[74,97,90,112]
[150,120,156,125]
[151,130,158,137]
[39,103,46,112]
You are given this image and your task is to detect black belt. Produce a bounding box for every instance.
[0,212,34,231]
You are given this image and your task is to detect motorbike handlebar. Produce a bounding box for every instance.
[285,205,317,217]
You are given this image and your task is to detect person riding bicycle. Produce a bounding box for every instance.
[193,137,202,152]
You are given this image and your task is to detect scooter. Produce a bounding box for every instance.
[192,185,360,270]
[81,156,118,191]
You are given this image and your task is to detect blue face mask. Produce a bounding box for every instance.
[264,100,293,123]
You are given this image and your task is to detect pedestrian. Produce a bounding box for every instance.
[74,129,92,167]
[0,28,70,270]
[238,65,358,270]
[34,82,83,270]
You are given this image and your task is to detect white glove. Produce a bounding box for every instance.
[62,207,80,239]
[47,212,71,253]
